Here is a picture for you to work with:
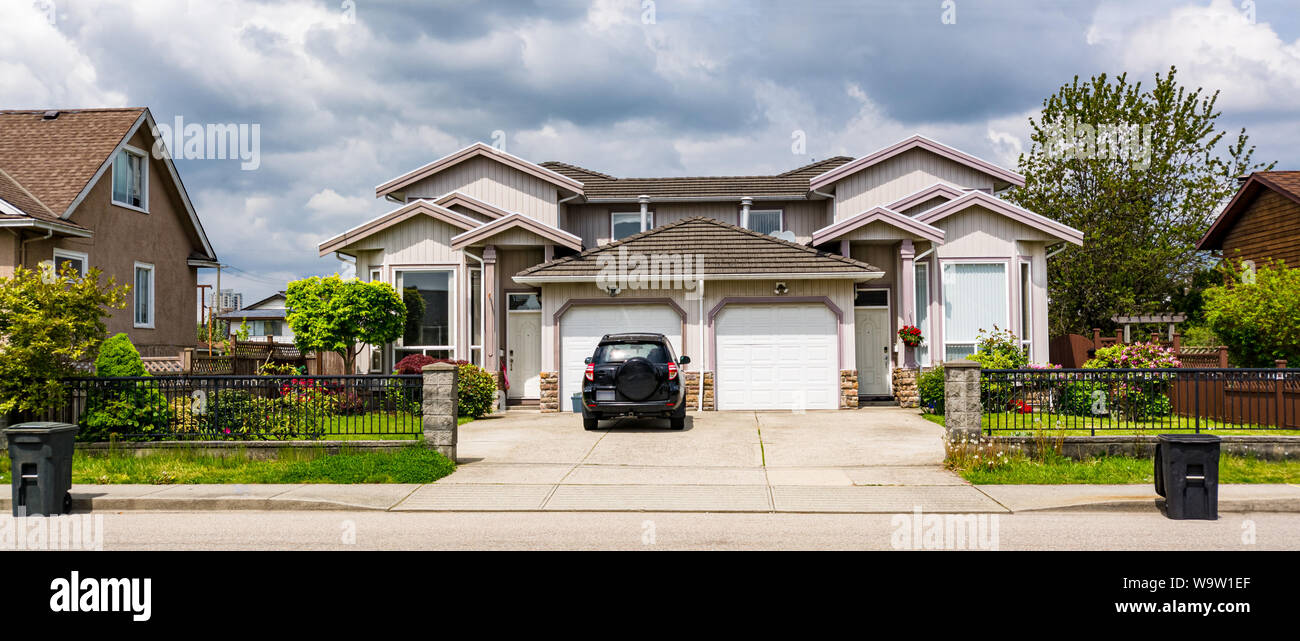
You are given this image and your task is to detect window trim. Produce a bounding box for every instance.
[133,261,155,329]
[853,286,890,309]
[394,266,457,353]
[52,248,88,277]
[939,259,1011,360]
[111,145,150,213]
[745,208,784,234]
[610,210,654,241]
[914,261,931,367]
[1019,259,1033,358]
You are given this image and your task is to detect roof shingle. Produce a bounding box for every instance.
[537,157,855,200]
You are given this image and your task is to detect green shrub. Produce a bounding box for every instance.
[456,363,497,418]
[79,335,172,441]
[918,366,945,414]
[1062,380,1108,416]
[968,326,1029,369]
[1179,324,1219,347]
[1076,343,1179,419]
[1204,259,1300,367]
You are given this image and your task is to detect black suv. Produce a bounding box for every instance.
[581,333,690,430]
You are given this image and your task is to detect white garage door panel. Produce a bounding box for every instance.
[715,304,838,410]
[559,305,682,411]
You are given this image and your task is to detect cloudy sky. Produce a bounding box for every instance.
[4,0,1299,304]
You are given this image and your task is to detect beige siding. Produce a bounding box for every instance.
[538,278,856,374]
[560,199,833,247]
[402,155,560,225]
[834,148,995,220]
[930,207,1056,258]
[351,215,461,265]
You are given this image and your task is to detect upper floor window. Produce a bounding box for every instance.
[52,249,87,278]
[611,211,652,241]
[112,146,148,212]
[746,209,783,235]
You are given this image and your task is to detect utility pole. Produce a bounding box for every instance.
[197,284,212,353]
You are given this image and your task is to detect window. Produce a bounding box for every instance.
[1020,262,1032,355]
[133,262,154,328]
[249,320,282,337]
[593,341,672,364]
[396,269,455,351]
[854,288,889,308]
[369,268,381,283]
[469,268,482,366]
[507,292,541,311]
[112,147,148,211]
[941,262,1007,361]
[611,211,652,240]
[52,249,87,278]
[746,209,783,235]
[914,262,930,366]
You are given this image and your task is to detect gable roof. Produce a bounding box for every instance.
[537,156,855,201]
[449,212,583,251]
[914,191,1084,245]
[1198,171,1300,250]
[812,206,946,245]
[886,182,967,213]
[810,135,1025,191]
[0,108,217,258]
[318,199,482,256]
[431,190,510,220]
[514,217,883,282]
[375,143,584,199]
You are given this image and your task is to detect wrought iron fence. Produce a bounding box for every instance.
[979,368,1300,435]
[32,375,423,441]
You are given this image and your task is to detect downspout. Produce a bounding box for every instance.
[739,196,752,229]
[1045,243,1068,260]
[698,278,705,411]
[19,228,53,268]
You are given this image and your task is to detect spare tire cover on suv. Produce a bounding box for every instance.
[615,357,660,401]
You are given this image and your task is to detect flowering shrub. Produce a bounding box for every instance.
[897,325,924,347]
[1085,342,1181,369]
[1074,342,1179,419]
[394,353,437,374]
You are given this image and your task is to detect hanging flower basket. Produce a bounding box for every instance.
[897,325,925,348]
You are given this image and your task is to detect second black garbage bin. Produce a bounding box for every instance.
[4,422,77,517]
[1154,433,1221,520]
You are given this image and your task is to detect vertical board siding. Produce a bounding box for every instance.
[1220,189,1300,267]
[834,149,995,220]
[561,199,833,247]
[403,156,559,225]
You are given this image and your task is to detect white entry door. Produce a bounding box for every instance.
[506,294,542,399]
[714,304,838,410]
[855,307,890,396]
[559,304,682,411]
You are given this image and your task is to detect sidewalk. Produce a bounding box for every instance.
[7,479,1299,514]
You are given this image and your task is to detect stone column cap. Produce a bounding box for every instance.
[422,363,459,372]
[944,360,982,369]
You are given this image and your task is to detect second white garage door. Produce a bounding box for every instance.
[559,304,682,411]
[714,304,838,410]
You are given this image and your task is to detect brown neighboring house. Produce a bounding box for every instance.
[1198,171,1300,267]
[0,108,219,356]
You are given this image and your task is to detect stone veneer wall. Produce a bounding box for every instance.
[840,370,858,408]
[540,371,559,412]
[891,368,920,408]
[684,371,714,411]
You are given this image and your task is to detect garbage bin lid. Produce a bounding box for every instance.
[1158,433,1221,444]
[3,422,78,434]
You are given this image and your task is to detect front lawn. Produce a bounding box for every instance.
[950,450,1300,485]
[0,446,456,484]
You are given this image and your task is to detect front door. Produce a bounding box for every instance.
[855,307,890,396]
[506,293,542,399]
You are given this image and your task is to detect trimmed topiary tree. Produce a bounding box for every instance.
[79,333,172,441]
[95,333,148,376]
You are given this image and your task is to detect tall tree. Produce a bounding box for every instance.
[285,276,405,374]
[1009,66,1272,336]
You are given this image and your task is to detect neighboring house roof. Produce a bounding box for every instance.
[1197,171,1300,250]
[0,108,217,259]
[375,142,584,200]
[812,206,946,246]
[514,217,884,283]
[450,212,583,251]
[244,291,287,309]
[537,156,855,201]
[886,182,967,213]
[216,308,286,321]
[810,135,1025,191]
[319,199,482,256]
[913,191,1084,245]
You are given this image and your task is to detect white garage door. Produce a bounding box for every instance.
[715,304,838,410]
[559,304,682,411]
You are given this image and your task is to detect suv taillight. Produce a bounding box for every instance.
[584,363,595,381]
[667,361,678,380]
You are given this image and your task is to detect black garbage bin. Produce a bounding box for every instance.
[4,422,77,516]
[1154,433,1220,520]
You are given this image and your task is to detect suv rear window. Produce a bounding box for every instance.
[593,342,670,364]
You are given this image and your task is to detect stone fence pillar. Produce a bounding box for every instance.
[943,360,983,439]
[421,363,458,460]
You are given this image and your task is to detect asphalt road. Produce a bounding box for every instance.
[83,510,1300,550]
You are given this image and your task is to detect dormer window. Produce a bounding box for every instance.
[112,146,148,212]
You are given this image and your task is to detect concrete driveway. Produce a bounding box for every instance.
[446,408,954,487]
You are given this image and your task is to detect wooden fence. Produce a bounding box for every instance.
[1049,328,1229,369]
[1169,361,1298,429]
[181,338,349,376]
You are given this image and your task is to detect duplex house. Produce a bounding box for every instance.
[319,136,1082,411]
[0,108,219,357]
